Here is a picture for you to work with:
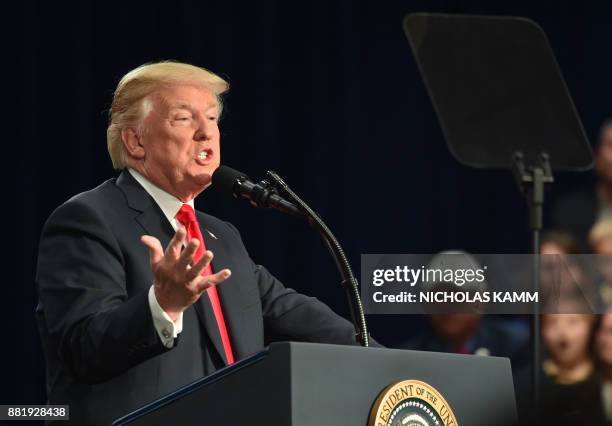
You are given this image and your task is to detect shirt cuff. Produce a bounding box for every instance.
[148,285,184,348]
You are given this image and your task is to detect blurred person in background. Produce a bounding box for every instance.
[540,230,599,312]
[401,313,530,358]
[540,231,582,300]
[541,230,581,255]
[540,311,604,425]
[395,251,532,417]
[552,119,612,249]
[397,251,530,360]
[595,313,612,425]
[590,218,612,308]
[590,218,612,255]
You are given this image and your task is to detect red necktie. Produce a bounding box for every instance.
[175,204,235,364]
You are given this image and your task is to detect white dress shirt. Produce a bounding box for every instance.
[128,168,189,348]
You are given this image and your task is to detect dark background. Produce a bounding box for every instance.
[8,0,611,409]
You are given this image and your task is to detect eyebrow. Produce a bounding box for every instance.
[168,102,218,112]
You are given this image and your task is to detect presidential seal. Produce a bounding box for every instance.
[368,380,458,426]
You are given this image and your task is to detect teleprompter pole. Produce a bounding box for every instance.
[512,152,554,422]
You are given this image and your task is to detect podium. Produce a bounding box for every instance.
[113,342,517,426]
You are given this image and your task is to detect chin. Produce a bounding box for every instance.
[191,172,213,188]
[185,165,216,191]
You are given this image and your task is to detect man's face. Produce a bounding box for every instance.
[138,84,221,199]
[595,126,612,184]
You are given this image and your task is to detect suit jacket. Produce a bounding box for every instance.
[35,170,358,425]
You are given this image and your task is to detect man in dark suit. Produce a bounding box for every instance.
[35,61,359,425]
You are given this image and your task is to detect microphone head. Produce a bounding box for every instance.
[212,165,250,195]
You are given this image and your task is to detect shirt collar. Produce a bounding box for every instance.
[128,168,195,223]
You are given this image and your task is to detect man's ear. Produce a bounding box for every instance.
[121,128,145,160]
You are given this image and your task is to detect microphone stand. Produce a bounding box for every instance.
[264,171,370,347]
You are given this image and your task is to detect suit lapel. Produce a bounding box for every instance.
[116,171,229,365]
[116,171,175,245]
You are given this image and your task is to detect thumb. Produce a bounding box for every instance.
[140,235,164,266]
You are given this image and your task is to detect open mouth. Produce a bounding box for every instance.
[196,149,213,165]
[557,339,570,351]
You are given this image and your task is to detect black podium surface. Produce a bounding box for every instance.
[114,342,517,426]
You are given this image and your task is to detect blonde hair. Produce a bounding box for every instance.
[589,218,612,247]
[106,61,229,169]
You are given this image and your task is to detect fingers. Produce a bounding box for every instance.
[143,228,231,299]
[187,250,214,280]
[176,238,200,270]
[209,269,232,284]
[140,235,164,266]
[194,268,232,293]
[165,226,187,260]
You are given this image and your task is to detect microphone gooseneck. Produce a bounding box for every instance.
[212,165,370,347]
[265,170,370,347]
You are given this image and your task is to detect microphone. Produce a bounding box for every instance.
[212,165,370,346]
[212,165,302,217]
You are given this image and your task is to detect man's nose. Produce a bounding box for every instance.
[194,119,214,141]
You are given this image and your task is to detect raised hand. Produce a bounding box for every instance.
[140,226,231,321]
